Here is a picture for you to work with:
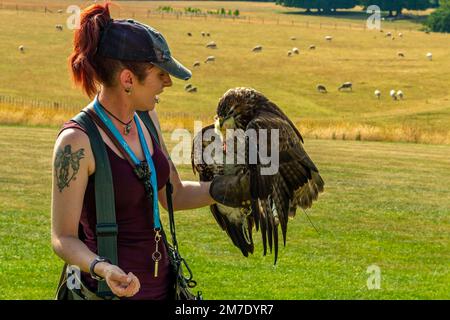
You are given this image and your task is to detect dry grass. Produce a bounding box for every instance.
[0,2,449,145]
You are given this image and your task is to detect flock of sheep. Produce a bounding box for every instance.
[182,30,432,100]
[16,21,435,103]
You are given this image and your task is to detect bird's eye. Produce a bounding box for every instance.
[214,115,219,121]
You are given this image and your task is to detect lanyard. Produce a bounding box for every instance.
[93,96,161,230]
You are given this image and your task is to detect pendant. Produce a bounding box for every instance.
[124,124,131,135]
[134,162,153,200]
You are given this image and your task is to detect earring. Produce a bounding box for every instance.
[125,87,132,95]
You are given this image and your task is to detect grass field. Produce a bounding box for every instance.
[0,125,449,299]
[0,1,449,300]
[0,1,449,144]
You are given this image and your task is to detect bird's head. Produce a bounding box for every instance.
[214,87,265,137]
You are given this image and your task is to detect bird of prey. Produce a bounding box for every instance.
[191,87,324,264]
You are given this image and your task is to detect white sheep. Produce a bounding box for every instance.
[325,35,333,41]
[290,36,297,41]
[193,61,201,68]
[187,87,198,93]
[427,52,433,61]
[201,32,205,37]
[287,50,293,57]
[252,45,262,52]
[390,89,397,100]
[386,32,392,37]
[309,44,316,50]
[206,41,217,49]
[317,84,327,93]
[396,90,404,99]
[18,45,25,53]
[57,9,63,14]
[338,82,352,91]
[204,56,215,63]
[292,47,299,55]
[398,32,403,38]
[374,90,381,99]
[206,32,210,37]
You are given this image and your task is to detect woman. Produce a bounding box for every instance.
[51,3,246,300]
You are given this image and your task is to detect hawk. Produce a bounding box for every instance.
[192,87,324,264]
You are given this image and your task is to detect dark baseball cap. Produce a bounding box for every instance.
[98,19,191,80]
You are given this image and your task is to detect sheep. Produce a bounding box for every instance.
[204,56,215,63]
[206,41,217,49]
[325,35,333,41]
[193,61,201,68]
[309,45,316,50]
[317,84,327,93]
[398,32,403,38]
[184,84,193,91]
[18,45,25,53]
[287,50,293,57]
[55,24,63,31]
[206,32,210,37]
[338,82,352,91]
[427,52,433,61]
[201,32,205,37]
[390,89,397,100]
[252,45,263,53]
[396,90,404,100]
[290,36,297,41]
[386,32,392,37]
[187,32,192,37]
[292,47,299,55]
[374,90,381,99]
[57,9,63,14]
[187,86,198,93]
[397,52,405,58]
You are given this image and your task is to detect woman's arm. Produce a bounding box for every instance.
[51,129,139,297]
[149,110,216,211]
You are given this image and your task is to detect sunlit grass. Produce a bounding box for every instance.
[0,125,449,299]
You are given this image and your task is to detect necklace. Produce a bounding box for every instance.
[99,104,133,135]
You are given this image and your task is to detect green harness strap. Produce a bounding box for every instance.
[71,109,166,299]
[72,109,118,299]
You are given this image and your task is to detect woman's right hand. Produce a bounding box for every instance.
[98,263,141,298]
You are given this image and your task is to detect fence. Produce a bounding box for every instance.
[0,1,417,32]
[0,94,84,112]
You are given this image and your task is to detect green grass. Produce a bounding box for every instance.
[0,125,449,299]
[0,3,449,143]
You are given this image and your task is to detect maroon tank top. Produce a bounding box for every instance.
[59,119,171,300]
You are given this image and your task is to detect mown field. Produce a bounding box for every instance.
[0,1,449,300]
[0,125,449,299]
[0,1,449,144]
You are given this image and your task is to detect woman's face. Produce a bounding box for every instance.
[132,65,173,111]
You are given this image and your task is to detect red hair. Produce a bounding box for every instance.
[69,2,151,98]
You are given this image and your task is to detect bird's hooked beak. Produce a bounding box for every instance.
[214,115,235,136]
[214,115,235,152]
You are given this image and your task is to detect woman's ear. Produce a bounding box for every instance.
[119,69,134,89]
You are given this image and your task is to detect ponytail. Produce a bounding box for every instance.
[69,2,112,98]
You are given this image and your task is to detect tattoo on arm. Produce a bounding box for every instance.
[54,144,85,192]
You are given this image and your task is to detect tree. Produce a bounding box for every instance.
[425,0,450,32]
[277,0,358,13]
[359,0,434,17]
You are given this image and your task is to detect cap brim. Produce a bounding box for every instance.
[154,56,192,80]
